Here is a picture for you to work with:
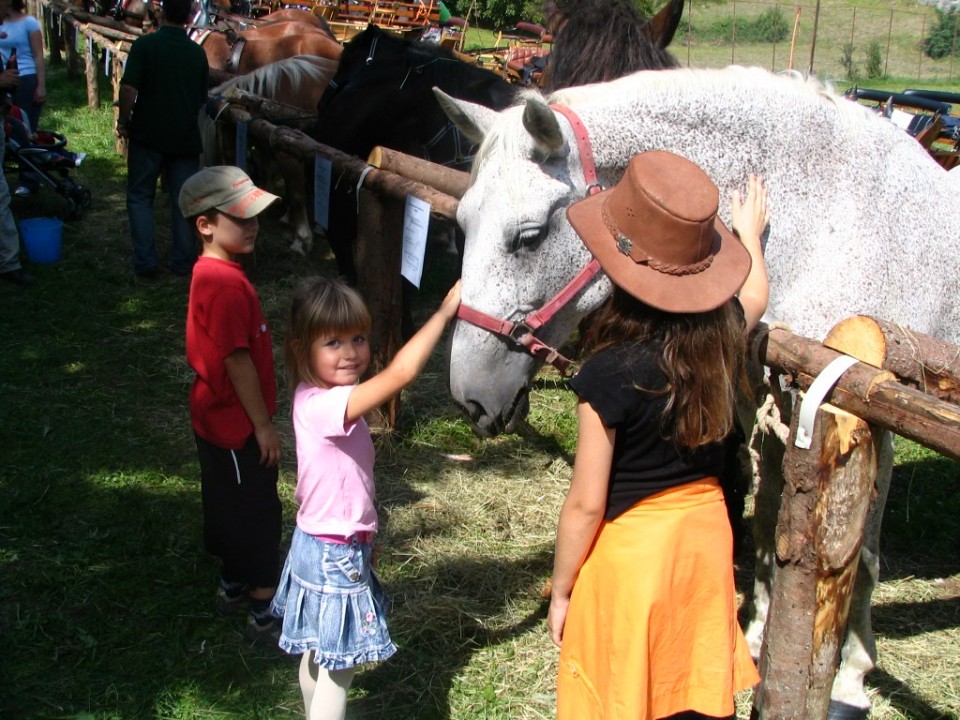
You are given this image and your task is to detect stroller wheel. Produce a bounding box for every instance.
[66,186,92,221]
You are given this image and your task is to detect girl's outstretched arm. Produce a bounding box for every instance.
[346,281,461,422]
[731,174,770,333]
[547,400,614,647]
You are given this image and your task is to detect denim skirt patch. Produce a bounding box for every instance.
[271,527,397,670]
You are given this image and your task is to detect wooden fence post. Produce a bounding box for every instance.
[355,187,405,430]
[753,403,878,719]
[84,32,99,111]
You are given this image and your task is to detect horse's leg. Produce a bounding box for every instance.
[277,153,313,256]
[828,429,894,720]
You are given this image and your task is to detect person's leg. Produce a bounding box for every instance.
[163,154,200,275]
[298,653,355,720]
[227,434,281,635]
[127,141,163,275]
[12,74,42,136]
[0,123,24,276]
[195,433,246,591]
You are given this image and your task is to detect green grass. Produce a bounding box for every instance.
[0,49,957,720]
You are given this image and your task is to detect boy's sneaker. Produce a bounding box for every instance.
[215,583,246,616]
[245,613,281,646]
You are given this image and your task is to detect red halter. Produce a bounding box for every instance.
[454,105,603,375]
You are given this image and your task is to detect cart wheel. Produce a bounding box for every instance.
[67,186,92,220]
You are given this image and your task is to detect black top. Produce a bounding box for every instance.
[569,342,726,520]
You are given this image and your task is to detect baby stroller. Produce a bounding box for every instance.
[4,100,92,221]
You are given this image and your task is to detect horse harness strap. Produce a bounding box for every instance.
[454,104,603,375]
[227,37,247,75]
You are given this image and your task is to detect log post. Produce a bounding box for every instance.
[355,188,405,430]
[84,31,99,110]
[66,19,82,81]
[753,404,878,720]
[112,52,126,156]
[824,315,960,403]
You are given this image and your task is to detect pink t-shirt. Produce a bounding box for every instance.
[293,382,377,536]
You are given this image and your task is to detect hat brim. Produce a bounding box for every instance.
[217,187,281,219]
[566,188,752,313]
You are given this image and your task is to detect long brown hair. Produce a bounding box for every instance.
[584,287,746,448]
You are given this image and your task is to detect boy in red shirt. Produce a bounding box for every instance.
[180,166,283,643]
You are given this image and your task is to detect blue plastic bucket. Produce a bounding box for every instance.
[20,218,63,265]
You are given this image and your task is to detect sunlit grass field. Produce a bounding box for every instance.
[0,22,957,720]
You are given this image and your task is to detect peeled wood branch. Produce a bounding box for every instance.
[752,324,960,461]
[367,146,471,199]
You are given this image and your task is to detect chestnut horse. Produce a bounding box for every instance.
[191,20,342,74]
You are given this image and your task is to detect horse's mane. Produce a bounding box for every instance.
[212,54,339,109]
[334,25,516,108]
[542,0,679,91]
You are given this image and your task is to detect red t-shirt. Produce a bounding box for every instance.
[186,256,277,449]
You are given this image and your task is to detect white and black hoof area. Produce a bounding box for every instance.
[827,700,870,720]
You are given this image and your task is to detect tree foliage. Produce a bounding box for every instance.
[923,8,959,59]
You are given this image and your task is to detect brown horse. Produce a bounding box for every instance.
[201,54,340,253]
[192,22,342,74]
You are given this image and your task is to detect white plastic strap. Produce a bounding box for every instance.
[794,354,859,449]
[355,165,374,214]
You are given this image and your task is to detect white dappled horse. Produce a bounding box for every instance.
[437,66,960,718]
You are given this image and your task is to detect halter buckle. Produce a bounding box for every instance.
[508,321,533,344]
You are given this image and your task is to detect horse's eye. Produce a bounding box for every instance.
[513,223,545,253]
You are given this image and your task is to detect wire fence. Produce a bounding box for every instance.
[680,0,959,86]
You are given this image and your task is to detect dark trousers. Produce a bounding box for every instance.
[195,432,282,589]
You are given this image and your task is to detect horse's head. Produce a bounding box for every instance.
[315,25,514,166]
[437,90,612,436]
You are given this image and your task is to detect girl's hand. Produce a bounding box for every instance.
[33,87,45,104]
[437,279,462,322]
[730,174,769,251]
[547,591,569,647]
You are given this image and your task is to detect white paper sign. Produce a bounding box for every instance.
[313,156,333,231]
[235,121,248,170]
[401,194,431,288]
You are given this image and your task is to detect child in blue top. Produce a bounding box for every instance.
[272,275,460,720]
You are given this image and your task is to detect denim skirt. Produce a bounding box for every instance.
[271,527,397,670]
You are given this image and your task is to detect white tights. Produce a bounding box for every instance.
[299,651,357,720]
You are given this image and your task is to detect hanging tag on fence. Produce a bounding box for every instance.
[313,156,332,231]
[794,354,859,449]
[235,121,248,170]
[104,49,112,75]
[401,194,430,288]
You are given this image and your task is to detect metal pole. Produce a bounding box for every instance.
[687,0,692,67]
[808,0,821,74]
[732,0,737,65]
[885,9,893,78]
[919,14,925,81]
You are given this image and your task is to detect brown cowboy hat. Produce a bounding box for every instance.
[567,150,751,314]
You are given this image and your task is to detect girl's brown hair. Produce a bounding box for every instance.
[284,276,372,392]
[584,287,746,448]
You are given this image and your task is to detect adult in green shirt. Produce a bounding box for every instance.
[118,0,208,278]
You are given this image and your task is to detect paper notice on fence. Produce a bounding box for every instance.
[235,121,248,171]
[313,156,332,231]
[401,194,430,288]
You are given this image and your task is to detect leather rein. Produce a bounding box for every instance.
[454,104,603,375]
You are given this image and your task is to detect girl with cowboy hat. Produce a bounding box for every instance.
[547,150,770,720]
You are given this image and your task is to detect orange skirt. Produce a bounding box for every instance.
[557,478,759,720]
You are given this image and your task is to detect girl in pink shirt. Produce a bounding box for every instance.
[272,275,460,720]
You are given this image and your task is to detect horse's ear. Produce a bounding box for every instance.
[522,95,567,158]
[645,0,685,49]
[434,88,497,145]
